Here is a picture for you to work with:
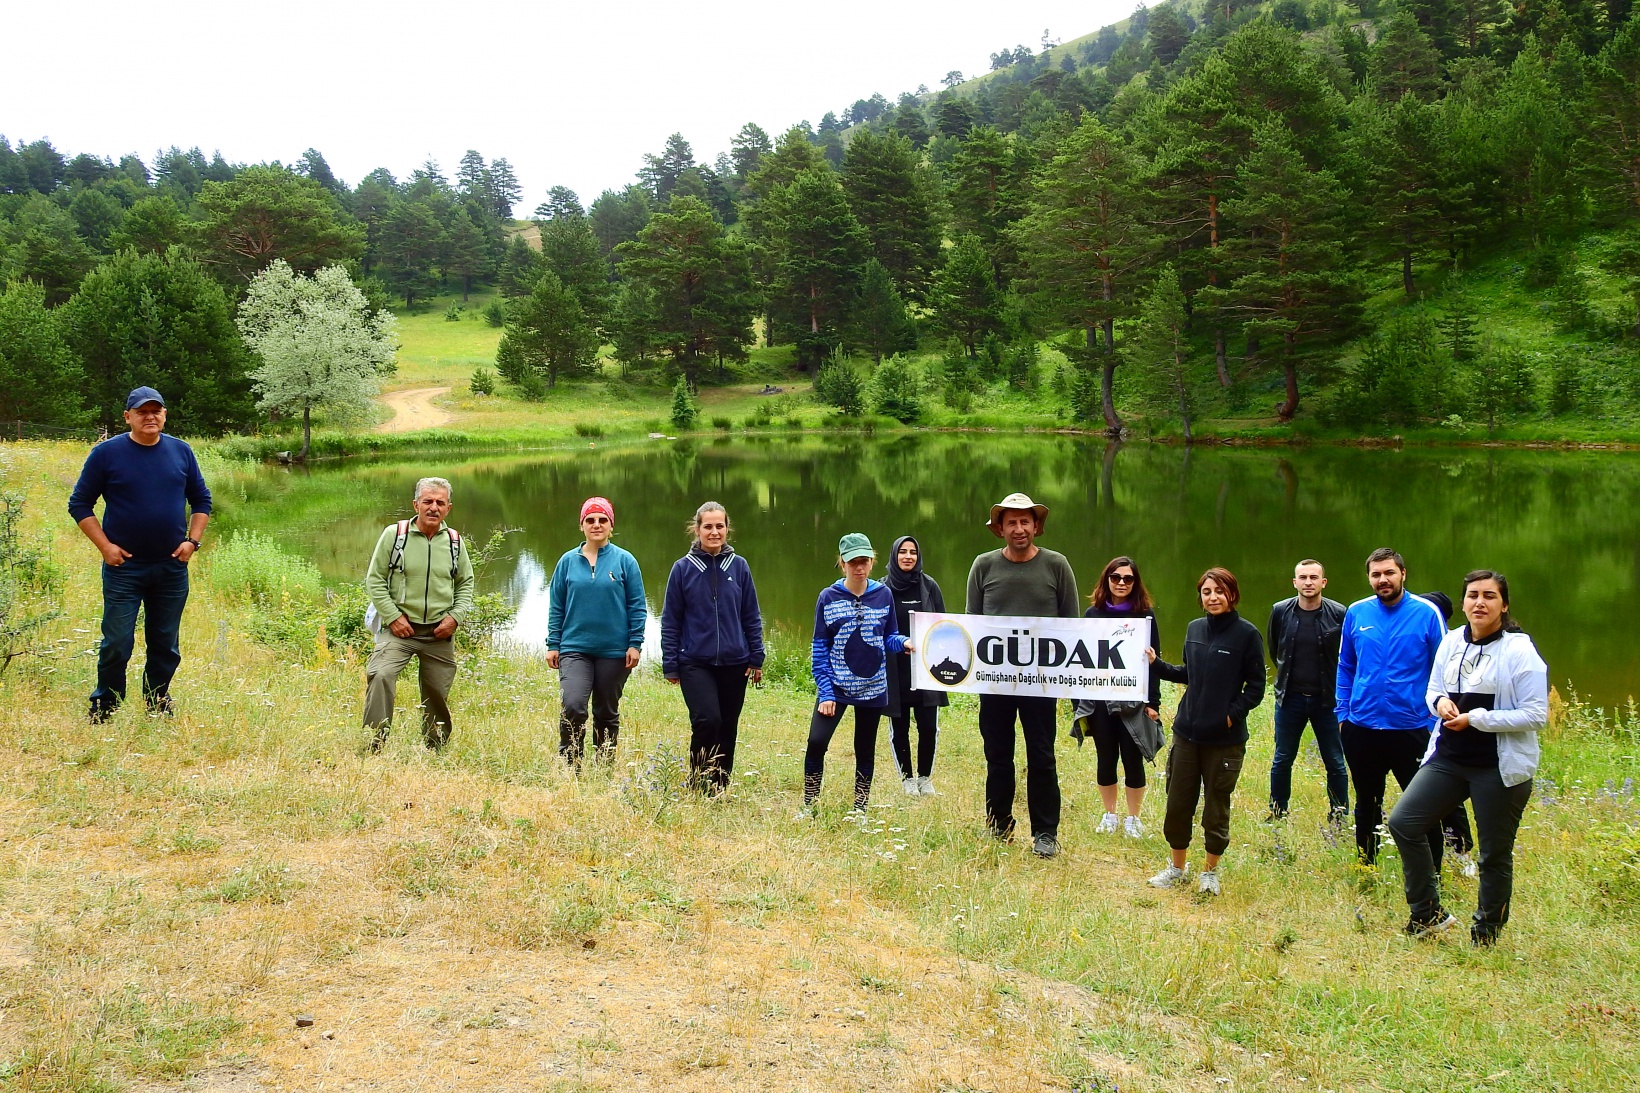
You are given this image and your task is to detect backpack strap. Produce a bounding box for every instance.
[446,528,461,580]
[386,520,411,574]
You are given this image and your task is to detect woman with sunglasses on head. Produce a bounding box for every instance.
[1148,567,1265,896]
[661,501,765,796]
[883,536,947,796]
[1072,556,1162,838]
[1388,570,1545,946]
[546,497,647,771]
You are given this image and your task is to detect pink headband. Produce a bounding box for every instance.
[580,497,614,524]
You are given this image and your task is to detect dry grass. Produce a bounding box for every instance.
[1,442,1637,1092]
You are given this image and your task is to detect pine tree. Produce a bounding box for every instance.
[944,127,1031,280]
[1199,122,1363,421]
[1357,95,1474,297]
[840,130,943,300]
[930,235,1004,356]
[847,259,919,363]
[540,215,614,330]
[1586,20,1640,219]
[1014,117,1153,435]
[499,235,545,297]
[1126,265,1201,441]
[640,133,697,202]
[766,170,869,368]
[670,375,699,428]
[378,200,443,308]
[588,186,651,265]
[730,123,773,181]
[503,270,599,388]
[441,206,490,303]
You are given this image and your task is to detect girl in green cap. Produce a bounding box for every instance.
[799,533,913,816]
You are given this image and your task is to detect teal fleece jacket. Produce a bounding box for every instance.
[546,542,647,657]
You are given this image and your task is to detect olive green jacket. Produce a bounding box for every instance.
[364,522,475,627]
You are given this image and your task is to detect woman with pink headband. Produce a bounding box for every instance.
[546,496,647,770]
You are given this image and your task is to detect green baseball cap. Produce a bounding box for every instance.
[838,532,874,561]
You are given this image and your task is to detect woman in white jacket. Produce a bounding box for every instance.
[1387,570,1545,946]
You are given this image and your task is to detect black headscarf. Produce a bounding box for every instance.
[884,535,924,595]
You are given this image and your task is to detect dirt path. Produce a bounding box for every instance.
[377,386,453,433]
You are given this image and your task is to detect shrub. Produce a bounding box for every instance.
[1007,342,1039,390]
[469,367,496,396]
[515,368,547,401]
[712,415,733,429]
[208,530,323,606]
[443,304,462,322]
[573,421,605,438]
[870,355,922,423]
[0,491,63,675]
[744,402,775,428]
[813,353,865,415]
[482,300,505,327]
[669,376,699,428]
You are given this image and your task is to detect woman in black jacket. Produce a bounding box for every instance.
[883,536,947,796]
[1148,567,1265,896]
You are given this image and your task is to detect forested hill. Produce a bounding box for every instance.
[7,1,1640,439]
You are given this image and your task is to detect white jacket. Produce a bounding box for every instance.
[1422,628,1546,787]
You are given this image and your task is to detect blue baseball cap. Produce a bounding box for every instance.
[126,386,165,410]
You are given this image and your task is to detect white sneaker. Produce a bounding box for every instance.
[903,777,920,796]
[1455,851,1479,879]
[1198,870,1221,896]
[1123,815,1144,839]
[1096,812,1120,834]
[792,804,814,821]
[1149,863,1187,888]
[916,776,937,795]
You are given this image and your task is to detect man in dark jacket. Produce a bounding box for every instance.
[1266,559,1349,824]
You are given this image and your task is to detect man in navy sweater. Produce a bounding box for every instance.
[1336,547,1451,866]
[67,388,211,721]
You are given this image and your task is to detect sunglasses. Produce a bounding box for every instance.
[1108,573,1136,584]
[583,515,611,525]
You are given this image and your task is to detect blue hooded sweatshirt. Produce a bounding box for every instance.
[660,544,765,677]
[810,579,907,706]
[1335,592,1446,731]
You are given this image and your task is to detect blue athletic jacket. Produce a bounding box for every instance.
[1335,592,1446,731]
[811,579,907,706]
[660,544,765,677]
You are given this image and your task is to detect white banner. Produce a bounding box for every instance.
[908,611,1149,701]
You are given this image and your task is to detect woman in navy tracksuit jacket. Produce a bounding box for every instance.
[661,502,765,794]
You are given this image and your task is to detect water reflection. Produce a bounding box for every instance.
[497,550,664,661]
[230,435,1640,706]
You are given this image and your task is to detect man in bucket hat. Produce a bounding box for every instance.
[965,492,1079,857]
[68,386,212,722]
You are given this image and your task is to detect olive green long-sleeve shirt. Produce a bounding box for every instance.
[364,522,475,627]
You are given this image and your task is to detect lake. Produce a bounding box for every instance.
[233,434,1640,708]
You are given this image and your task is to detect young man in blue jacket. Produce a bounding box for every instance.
[1336,548,1454,866]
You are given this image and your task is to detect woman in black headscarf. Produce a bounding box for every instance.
[883,535,947,796]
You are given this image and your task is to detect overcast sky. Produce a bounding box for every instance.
[7,0,1132,211]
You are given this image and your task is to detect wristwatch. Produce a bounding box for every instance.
[185,537,202,550]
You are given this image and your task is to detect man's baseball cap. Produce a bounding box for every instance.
[126,386,166,410]
[838,532,875,561]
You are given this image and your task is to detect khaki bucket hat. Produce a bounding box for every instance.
[985,492,1049,536]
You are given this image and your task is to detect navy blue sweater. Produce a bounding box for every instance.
[67,434,212,561]
[660,545,765,677]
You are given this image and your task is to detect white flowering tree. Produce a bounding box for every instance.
[237,260,399,459]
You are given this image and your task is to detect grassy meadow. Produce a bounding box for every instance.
[1,442,1637,1092]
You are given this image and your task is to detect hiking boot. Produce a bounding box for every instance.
[1149,863,1187,888]
[1405,907,1459,938]
[1096,811,1120,834]
[1198,869,1222,896]
[1032,833,1060,858]
[1123,815,1145,839]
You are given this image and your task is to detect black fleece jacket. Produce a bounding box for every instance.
[1154,609,1266,745]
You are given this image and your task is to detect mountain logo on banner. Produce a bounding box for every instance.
[921,619,973,685]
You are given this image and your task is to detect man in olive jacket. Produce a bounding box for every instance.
[362,477,475,750]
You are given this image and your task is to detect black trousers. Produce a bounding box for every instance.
[890,704,938,780]
[978,695,1060,839]
[1340,723,1472,867]
[1388,754,1532,937]
[677,662,749,792]
[1090,705,1146,789]
[804,703,883,809]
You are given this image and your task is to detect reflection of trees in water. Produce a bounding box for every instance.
[243,439,1640,702]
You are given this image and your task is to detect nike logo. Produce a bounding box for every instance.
[1359,626,1373,631]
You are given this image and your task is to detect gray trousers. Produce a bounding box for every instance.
[1388,754,1532,937]
[363,627,457,749]
[558,652,631,767]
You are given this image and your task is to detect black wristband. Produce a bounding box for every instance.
[185,537,201,549]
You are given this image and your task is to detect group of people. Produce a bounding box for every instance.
[66,388,1548,947]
